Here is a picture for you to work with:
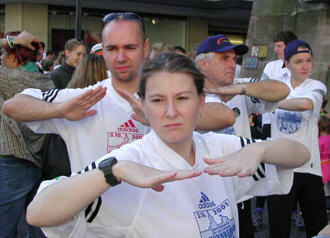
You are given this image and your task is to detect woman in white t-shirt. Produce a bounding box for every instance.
[268,40,328,237]
[26,53,310,238]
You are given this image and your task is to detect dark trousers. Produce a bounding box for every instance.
[267,172,327,238]
[238,199,254,238]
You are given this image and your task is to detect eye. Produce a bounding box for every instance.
[177,96,189,100]
[151,98,162,103]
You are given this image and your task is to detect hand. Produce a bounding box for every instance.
[14,31,36,50]
[59,86,107,121]
[116,88,149,126]
[203,145,264,177]
[113,160,202,192]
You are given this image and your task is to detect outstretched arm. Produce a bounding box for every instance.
[26,160,202,227]
[204,138,310,177]
[2,86,107,122]
[206,80,290,102]
[277,98,314,111]
[197,102,235,131]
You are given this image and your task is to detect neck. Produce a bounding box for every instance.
[112,77,139,95]
[166,138,195,166]
[290,77,305,89]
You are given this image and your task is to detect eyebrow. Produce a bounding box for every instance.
[147,90,195,98]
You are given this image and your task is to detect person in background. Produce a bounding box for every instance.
[253,30,299,231]
[53,50,65,70]
[25,52,310,237]
[267,39,327,238]
[42,59,54,74]
[149,42,174,60]
[0,30,53,238]
[318,116,330,213]
[195,33,290,238]
[51,39,86,89]
[173,45,186,56]
[67,54,107,88]
[2,31,41,73]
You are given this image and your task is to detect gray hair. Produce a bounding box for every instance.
[195,52,215,69]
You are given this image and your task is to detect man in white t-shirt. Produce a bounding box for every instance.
[195,34,290,238]
[255,30,298,230]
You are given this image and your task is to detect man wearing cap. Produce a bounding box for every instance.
[196,34,290,238]
[267,39,327,238]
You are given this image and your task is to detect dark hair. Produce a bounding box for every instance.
[273,31,297,45]
[318,116,330,135]
[138,53,204,99]
[4,31,40,65]
[40,41,45,50]
[174,46,186,54]
[42,59,54,71]
[102,12,146,41]
[64,38,84,51]
[46,50,54,56]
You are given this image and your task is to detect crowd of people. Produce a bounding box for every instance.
[0,11,329,238]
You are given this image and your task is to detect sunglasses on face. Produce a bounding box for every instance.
[102,12,145,33]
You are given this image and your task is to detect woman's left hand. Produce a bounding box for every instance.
[203,145,265,177]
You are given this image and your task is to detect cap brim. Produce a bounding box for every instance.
[214,44,248,55]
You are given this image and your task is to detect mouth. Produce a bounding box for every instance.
[164,123,182,129]
[115,66,130,72]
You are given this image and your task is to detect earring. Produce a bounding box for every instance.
[145,114,149,121]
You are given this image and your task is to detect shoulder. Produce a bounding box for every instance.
[304,79,327,95]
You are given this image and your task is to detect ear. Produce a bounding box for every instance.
[143,38,150,59]
[8,54,20,66]
[284,60,290,70]
[198,59,208,73]
[64,49,70,57]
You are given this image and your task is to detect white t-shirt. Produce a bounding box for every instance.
[261,59,291,81]
[21,78,151,171]
[261,59,291,127]
[205,78,277,138]
[37,130,293,238]
[271,77,327,176]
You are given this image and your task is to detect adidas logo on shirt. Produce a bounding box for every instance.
[118,119,138,133]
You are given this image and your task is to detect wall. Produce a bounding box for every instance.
[5,3,48,47]
[242,0,330,93]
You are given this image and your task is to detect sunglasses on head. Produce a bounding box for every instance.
[102,12,145,33]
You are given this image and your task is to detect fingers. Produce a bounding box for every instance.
[78,87,106,108]
[116,88,138,105]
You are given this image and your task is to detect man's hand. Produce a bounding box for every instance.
[113,160,202,192]
[203,145,264,178]
[60,86,107,121]
[14,31,36,50]
[116,88,149,126]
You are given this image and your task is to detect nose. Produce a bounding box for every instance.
[117,49,126,62]
[228,58,236,70]
[165,101,177,118]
